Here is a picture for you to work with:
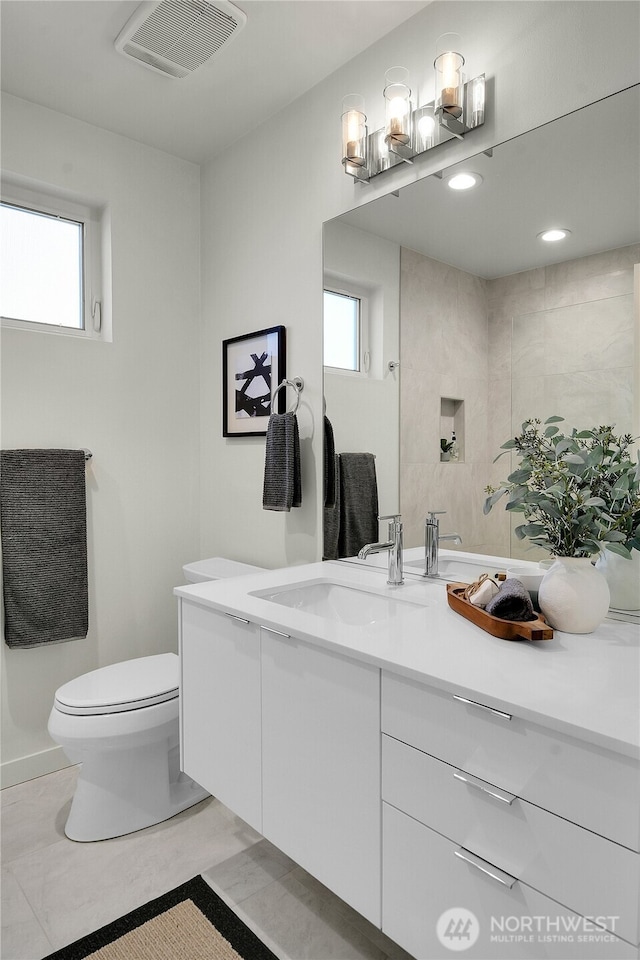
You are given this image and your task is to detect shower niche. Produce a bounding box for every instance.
[440,397,464,462]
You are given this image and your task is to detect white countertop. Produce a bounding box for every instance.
[175,553,640,759]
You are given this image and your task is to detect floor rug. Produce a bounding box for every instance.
[43,875,279,960]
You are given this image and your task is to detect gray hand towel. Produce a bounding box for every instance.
[1,449,89,647]
[323,454,340,560]
[262,412,302,511]
[323,416,337,508]
[337,452,379,558]
[485,578,536,622]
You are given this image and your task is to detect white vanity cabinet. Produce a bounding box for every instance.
[381,671,640,959]
[179,601,262,832]
[261,628,381,926]
[176,560,639,960]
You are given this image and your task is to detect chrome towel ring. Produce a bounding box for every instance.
[273,377,304,414]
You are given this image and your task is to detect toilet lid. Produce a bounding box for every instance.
[54,653,179,715]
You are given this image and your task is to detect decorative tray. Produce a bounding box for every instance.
[446,583,553,642]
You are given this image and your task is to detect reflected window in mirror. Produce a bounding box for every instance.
[323,284,370,376]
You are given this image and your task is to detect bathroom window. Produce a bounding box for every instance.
[323,285,370,374]
[1,182,107,340]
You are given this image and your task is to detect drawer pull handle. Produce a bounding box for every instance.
[453,771,515,805]
[454,848,516,889]
[225,613,251,625]
[453,694,512,721]
[261,626,291,639]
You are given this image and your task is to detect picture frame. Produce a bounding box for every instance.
[222,325,286,437]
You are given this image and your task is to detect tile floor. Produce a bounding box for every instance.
[1,766,414,960]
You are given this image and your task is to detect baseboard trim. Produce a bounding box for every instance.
[1,745,73,789]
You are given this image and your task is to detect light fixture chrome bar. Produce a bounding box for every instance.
[351,74,485,183]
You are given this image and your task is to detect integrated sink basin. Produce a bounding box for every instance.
[251,579,428,626]
[405,557,507,582]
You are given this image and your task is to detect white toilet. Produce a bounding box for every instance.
[47,557,264,842]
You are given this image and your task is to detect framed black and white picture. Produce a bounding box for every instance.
[222,325,286,436]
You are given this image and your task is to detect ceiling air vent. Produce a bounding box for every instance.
[115,0,247,79]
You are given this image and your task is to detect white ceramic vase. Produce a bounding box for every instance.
[538,557,610,634]
[595,547,640,611]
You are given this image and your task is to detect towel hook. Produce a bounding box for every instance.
[273,377,304,414]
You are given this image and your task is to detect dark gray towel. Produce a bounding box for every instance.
[485,578,536,622]
[337,453,379,559]
[323,454,340,560]
[1,449,88,648]
[262,412,302,511]
[323,416,337,508]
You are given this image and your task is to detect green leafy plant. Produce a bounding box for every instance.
[484,417,640,558]
[440,437,454,454]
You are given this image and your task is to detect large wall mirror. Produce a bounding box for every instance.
[323,84,639,562]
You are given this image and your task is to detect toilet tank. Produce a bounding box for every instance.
[182,557,265,583]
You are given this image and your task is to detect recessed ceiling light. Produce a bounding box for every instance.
[446,172,482,191]
[538,228,571,242]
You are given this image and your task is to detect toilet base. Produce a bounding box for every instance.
[64,743,209,842]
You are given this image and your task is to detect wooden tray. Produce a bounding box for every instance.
[446,583,553,642]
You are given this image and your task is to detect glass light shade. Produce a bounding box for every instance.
[434,35,464,119]
[469,75,485,127]
[341,94,367,169]
[383,67,412,148]
[415,105,437,152]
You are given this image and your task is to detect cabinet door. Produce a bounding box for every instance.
[180,601,262,832]
[261,630,381,926]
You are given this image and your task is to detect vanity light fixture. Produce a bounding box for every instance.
[538,228,571,242]
[446,172,482,190]
[341,37,485,183]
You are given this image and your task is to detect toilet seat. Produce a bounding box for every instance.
[54,653,179,716]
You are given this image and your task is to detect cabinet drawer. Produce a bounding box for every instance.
[383,735,639,946]
[382,671,640,850]
[382,803,637,960]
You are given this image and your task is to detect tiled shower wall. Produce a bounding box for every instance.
[399,247,506,555]
[400,244,638,559]
[488,242,638,560]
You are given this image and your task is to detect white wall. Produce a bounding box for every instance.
[198,0,640,570]
[0,96,201,786]
[323,220,400,529]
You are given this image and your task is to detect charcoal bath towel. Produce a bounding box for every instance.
[1,449,88,648]
[337,453,379,559]
[262,413,302,511]
[485,577,536,622]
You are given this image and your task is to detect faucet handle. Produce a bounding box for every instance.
[426,510,446,522]
[379,514,402,535]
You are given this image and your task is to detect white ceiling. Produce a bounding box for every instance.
[0,0,429,165]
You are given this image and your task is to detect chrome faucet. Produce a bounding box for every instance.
[424,511,462,578]
[358,514,404,585]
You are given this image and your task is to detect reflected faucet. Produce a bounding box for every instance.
[424,511,462,578]
[358,514,404,586]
